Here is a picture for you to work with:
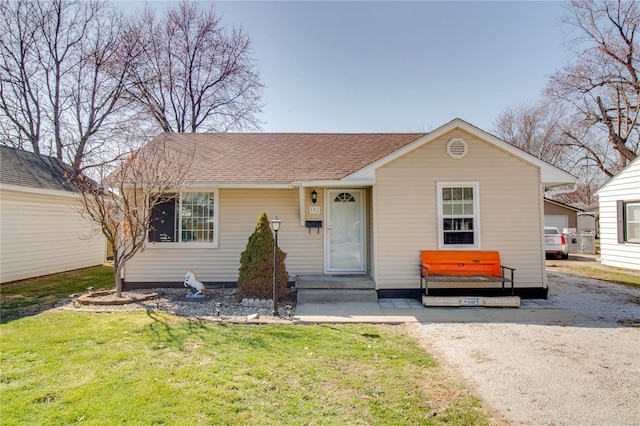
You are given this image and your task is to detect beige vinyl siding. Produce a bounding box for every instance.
[597,159,640,270]
[374,129,545,290]
[0,189,105,283]
[124,188,324,283]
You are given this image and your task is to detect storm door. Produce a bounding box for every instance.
[325,189,365,273]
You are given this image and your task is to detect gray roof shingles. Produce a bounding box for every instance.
[0,145,79,192]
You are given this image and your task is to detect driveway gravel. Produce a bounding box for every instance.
[413,268,640,425]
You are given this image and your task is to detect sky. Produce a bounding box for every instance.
[136,1,570,134]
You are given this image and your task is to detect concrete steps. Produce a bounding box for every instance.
[296,275,377,303]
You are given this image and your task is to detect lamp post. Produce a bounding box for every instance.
[271,216,281,317]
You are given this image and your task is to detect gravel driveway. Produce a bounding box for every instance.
[413,268,640,425]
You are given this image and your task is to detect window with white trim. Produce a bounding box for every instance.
[618,200,640,243]
[149,191,217,245]
[437,182,479,248]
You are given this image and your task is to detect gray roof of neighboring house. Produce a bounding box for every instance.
[0,145,79,192]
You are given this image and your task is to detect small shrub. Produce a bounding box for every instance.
[237,212,289,301]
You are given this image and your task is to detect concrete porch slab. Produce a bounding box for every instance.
[294,298,590,324]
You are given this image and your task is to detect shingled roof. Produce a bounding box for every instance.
[142,132,427,184]
[0,145,79,192]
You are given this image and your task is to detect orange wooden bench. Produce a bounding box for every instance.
[419,250,515,296]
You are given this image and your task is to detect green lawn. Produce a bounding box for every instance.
[0,266,114,323]
[0,311,490,425]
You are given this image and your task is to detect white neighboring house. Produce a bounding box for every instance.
[596,156,640,271]
[0,146,105,283]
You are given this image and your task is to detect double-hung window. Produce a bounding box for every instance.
[618,200,640,243]
[437,182,480,248]
[149,191,218,246]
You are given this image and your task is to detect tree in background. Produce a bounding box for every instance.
[237,213,288,302]
[493,102,605,205]
[1,0,264,171]
[493,102,574,169]
[546,0,640,177]
[0,0,136,171]
[124,1,264,133]
[70,135,195,297]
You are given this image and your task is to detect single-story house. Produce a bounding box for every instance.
[544,198,581,233]
[122,119,576,298]
[596,156,640,271]
[0,146,105,283]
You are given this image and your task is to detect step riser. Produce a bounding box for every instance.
[295,275,376,290]
[297,289,378,303]
[295,281,376,290]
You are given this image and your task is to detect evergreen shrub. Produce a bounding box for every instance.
[237,212,289,301]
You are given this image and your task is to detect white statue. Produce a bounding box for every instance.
[184,270,206,296]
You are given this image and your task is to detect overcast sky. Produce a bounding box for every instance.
[136,1,570,133]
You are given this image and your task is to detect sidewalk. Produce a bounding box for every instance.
[293,298,589,324]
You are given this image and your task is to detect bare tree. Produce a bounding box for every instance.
[0,0,134,170]
[70,136,195,297]
[493,102,575,169]
[493,102,609,205]
[125,1,264,133]
[546,0,640,177]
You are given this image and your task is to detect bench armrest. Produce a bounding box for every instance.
[500,266,516,295]
[419,264,429,294]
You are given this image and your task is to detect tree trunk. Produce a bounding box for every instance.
[114,264,123,298]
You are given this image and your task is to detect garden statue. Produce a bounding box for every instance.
[184,270,207,299]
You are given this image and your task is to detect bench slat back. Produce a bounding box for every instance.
[421,251,502,277]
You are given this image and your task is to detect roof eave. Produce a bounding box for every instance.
[0,182,80,198]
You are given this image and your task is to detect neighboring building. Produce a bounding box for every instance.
[596,156,640,271]
[0,146,105,283]
[544,198,582,232]
[122,119,576,298]
[544,198,597,254]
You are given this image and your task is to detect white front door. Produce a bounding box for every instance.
[325,189,365,273]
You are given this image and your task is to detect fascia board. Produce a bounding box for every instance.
[0,182,79,199]
[119,182,295,190]
[294,180,374,188]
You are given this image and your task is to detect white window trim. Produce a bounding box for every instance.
[436,181,481,249]
[146,189,219,249]
[625,201,640,244]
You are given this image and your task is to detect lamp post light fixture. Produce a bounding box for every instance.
[271,216,281,317]
[215,302,222,317]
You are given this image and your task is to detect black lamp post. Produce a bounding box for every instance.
[271,216,281,317]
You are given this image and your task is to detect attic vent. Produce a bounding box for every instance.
[446,138,468,159]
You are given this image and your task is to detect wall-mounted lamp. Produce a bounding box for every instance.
[311,190,318,204]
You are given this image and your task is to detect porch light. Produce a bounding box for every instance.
[311,190,318,204]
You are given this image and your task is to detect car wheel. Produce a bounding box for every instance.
[561,252,569,260]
